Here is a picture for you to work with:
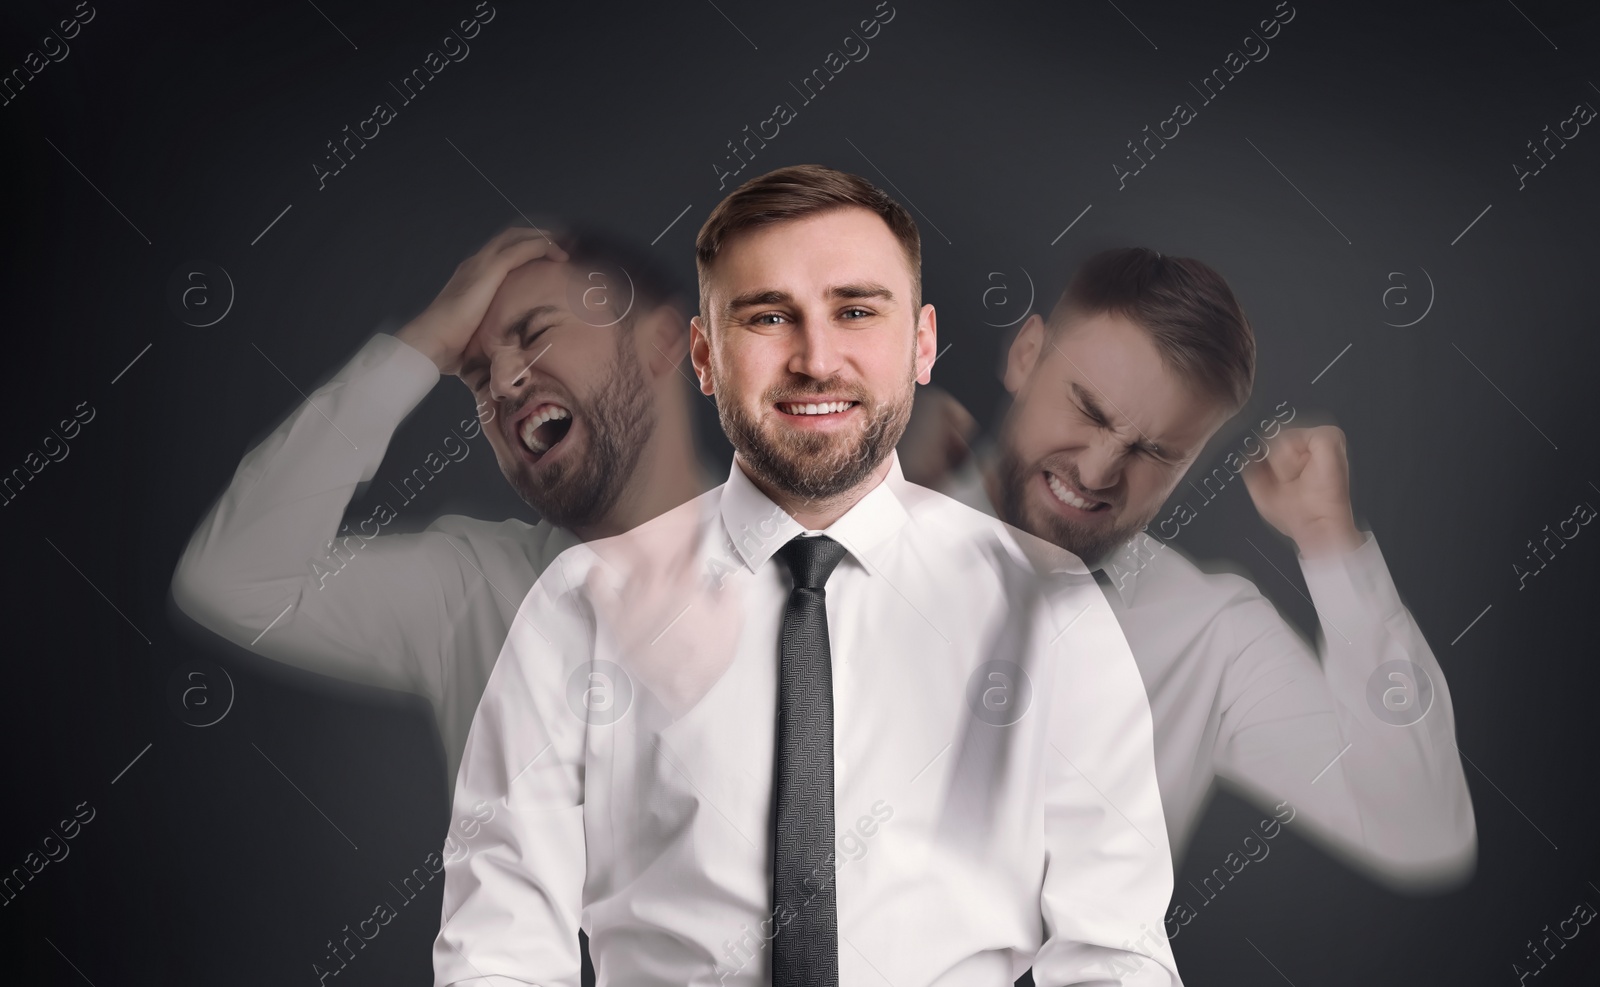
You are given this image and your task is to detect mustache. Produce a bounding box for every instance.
[763,377,869,404]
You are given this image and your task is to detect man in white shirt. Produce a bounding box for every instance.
[170,224,711,792]
[435,165,1182,986]
[904,247,1476,924]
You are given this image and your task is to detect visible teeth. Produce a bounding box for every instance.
[1047,473,1102,511]
[519,404,571,454]
[781,400,854,415]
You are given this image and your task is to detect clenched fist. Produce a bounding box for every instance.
[1241,425,1363,558]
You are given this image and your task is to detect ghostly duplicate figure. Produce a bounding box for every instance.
[901,248,1477,923]
[171,223,712,791]
[436,166,1181,986]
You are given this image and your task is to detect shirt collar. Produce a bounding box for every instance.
[719,450,913,573]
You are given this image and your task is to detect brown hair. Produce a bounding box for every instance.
[694,164,922,325]
[1048,247,1255,410]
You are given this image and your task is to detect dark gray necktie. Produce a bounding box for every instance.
[772,533,849,987]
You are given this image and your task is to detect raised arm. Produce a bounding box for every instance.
[170,229,566,697]
[1216,425,1475,889]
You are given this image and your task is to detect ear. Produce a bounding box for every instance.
[1003,313,1047,395]
[914,303,938,385]
[689,314,716,396]
[636,303,690,381]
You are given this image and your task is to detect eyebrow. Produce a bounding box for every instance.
[1071,381,1168,458]
[723,281,895,317]
[724,288,792,315]
[829,281,894,302]
[502,304,561,340]
[459,304,562,382]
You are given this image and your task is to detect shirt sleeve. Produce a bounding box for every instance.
[1032,575,1182,986]
[170,332,475,705]
[1212,531,1477,889]
[433,560,589,987]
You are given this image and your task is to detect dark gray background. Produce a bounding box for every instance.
[2,0,1597,983]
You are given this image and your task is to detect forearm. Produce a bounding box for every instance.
[1298,532,1476,881]
[1218,534,1475,889]
[172,332,440,653]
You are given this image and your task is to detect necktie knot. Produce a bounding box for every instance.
[776,534,848,590]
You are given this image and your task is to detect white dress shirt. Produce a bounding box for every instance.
[171,332,579,791]
[944,445,1477,890]
[435,453,1182,986]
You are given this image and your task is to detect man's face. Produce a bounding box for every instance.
[996,310,1232,568]
[690,207,935,501]
[459,260,655,529]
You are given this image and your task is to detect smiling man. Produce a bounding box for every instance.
[435,166,1180,986]
[909,248,1476,920]
[698,206,917,522]
[171,223,710,791]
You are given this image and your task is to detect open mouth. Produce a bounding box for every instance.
[1044,471,1111,514]
[776,399,860,417]
[516,403,574,461]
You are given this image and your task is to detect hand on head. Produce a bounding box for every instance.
[396,226,567,375]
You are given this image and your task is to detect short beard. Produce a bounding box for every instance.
[715,364,914,503]
[505,335,655,530]
[993,442,1148,570]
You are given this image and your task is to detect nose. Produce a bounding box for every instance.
[1075,434,1126,493]
[787,316,843,382]
[488,346,538,402]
